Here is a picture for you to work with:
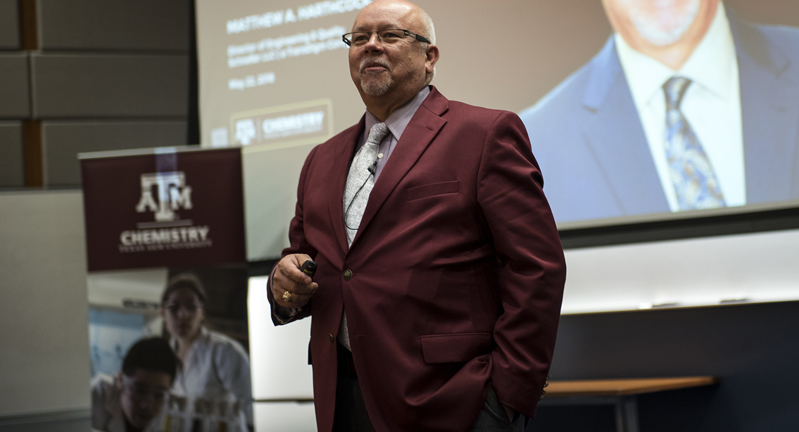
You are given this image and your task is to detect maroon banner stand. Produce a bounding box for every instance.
[81,147,246,272]
[81,147,253,432]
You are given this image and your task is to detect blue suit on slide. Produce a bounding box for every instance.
[519,13,799,223]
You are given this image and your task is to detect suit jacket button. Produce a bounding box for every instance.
[343,269,353,280]
[328,334,334,342]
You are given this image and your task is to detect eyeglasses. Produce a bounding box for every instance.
[122,377,169,404]
[342,29,431,47]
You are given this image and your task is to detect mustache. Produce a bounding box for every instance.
[360,58,390,74]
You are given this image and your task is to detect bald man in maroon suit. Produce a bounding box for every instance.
[268,1,566,431]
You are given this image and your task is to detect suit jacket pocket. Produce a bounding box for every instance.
[406,181,460,201]
[420,332,492,364]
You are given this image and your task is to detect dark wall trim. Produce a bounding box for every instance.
[19,0,36,50]
[559,206,799,249]
[22,119,42,187]
[187,0,199,145]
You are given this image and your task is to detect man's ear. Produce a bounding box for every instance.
[425,44,440,75]
[116,370,124,387]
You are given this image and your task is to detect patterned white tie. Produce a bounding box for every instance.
[663,77,726,210]
[343,122,389,245]
[339,122,389,351]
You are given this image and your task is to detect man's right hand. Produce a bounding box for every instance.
[272,254,319,308]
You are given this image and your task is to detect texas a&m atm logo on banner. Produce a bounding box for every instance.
[118,171,211,253]
[80,148,245,272]
[135,172,193,222]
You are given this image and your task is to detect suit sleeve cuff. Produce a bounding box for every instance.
[268,264,302,324]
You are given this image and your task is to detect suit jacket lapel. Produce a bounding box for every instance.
[582,38,670,216]
[350,87,448,248]
[730,13,799,204]
[329,119,365,253]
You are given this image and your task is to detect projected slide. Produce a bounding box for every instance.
[196,0,371,150]
[519,0,799,224]
[196,0,799,234]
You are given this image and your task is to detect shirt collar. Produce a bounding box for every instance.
[363,86,431,142]
[679,1,735,99]
[615,1,734,106]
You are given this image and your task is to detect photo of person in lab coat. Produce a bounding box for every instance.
[160,273,254,431]
[91,337,178,432]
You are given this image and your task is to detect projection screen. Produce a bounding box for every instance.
[196,0,799,260]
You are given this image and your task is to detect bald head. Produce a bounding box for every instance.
[356,0,435,44]
[348,0,440,120]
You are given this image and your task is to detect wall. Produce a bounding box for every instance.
[0,0,190,189]
[531,300,799,431]
[0,0,25,188]
[0,191,90,422]
[0,1,191,430]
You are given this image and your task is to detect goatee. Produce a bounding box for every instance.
[360,59,392,96]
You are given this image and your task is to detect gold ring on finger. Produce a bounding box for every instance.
[282,290,293,303]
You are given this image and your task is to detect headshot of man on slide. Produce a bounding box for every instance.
[266,0,566,431]
[520,0,799,223]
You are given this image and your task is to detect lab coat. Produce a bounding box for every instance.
[170,327,253,430]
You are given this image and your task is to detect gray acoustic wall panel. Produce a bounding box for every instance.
[0,53,30,118]
[0,121,24,187]
[31,54,189,118]
[42,120,188,186]
[0,190,90,416]
[0,0,20,49]
[38,0,188,51]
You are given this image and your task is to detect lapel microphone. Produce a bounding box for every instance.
[368,161,377,176]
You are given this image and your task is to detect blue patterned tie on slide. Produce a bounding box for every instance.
[663,77,726,210]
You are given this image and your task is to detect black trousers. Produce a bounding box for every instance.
[333,343,377,432]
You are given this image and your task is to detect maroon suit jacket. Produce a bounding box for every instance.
[273,86,566,432]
